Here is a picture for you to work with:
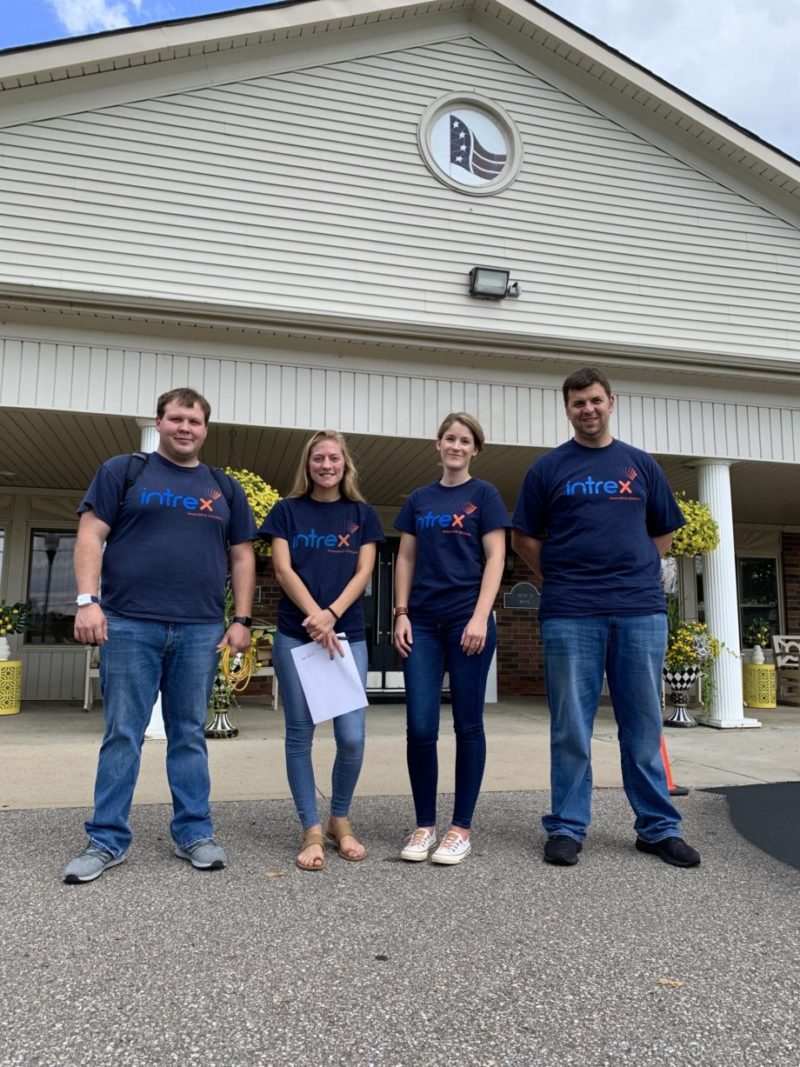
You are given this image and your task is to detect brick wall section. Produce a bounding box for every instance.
[494,553,545,696]
[781,532,800,633]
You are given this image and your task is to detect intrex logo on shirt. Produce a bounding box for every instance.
[139,486,225,520]
[563,468,641,500]
[291,521,360,551]
[415,502,478,535]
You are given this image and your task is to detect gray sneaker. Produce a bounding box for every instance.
[63,844,127,884]
[174,839,228,870]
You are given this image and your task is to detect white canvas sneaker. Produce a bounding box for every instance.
[430,831,472,865]
[399,827,438,862]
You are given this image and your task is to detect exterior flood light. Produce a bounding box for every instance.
[469,266,521,299]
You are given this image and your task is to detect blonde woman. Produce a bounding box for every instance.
[393,413,508,865]
[260,431,383,871]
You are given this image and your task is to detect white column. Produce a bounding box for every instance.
[137,420,168,741]
[696,461,760,728]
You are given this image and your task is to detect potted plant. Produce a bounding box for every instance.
[669,493,720,558]
[744,617,772,656]
[664,619,720,727]
[0,601,32,661]
[0,601,32,716]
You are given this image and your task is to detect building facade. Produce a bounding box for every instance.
[1,0,799,718]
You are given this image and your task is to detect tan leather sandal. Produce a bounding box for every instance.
[326,818,366,862]
[296,831,326,872]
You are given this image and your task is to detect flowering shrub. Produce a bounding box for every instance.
[669,494,720,558]
[225,467,281,557]
[744,617,771,649]
[0,601,31,636]
[665,620,720,672]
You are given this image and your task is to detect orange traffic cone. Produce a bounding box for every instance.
[661,735,689,796]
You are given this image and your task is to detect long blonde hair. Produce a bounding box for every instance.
[288,430,366,502]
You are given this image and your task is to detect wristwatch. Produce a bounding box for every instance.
[76,594,100,607]
[232,616,252,627]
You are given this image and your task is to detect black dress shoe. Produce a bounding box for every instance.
[636,836,701,867]
[544,835,583,866]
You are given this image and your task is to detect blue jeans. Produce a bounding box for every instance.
[540,614,681,843]
[404,614,496,829]
[86,614,224,857]
[272,631,368,831]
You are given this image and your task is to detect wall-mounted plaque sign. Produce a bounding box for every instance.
[503,582,541,610]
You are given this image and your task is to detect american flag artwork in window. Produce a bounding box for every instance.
[449,114,507,180]
[428,107,509,187]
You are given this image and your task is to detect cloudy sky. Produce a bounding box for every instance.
[1,0,798,161]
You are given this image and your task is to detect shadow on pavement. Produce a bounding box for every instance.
[706,781,800,871]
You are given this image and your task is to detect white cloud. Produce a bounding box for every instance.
[47,0,137,34]
[543,0,800,159]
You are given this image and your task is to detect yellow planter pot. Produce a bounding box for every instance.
[742,662,777,709]
[0,660,23,715]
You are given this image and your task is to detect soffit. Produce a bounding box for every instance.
[1,408,798,528]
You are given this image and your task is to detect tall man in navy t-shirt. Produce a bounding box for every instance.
[512,368,700,869]
[63,388,257,883]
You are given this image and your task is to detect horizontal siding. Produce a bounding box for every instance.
[2,332,799,461]
[0,37,800,358]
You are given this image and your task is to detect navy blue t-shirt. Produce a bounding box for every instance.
[512,438,684,619]
[79,452,257,622]
[260,497,384,641]
[394,478,510,620]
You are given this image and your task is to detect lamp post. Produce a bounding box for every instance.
[42,532,60,645]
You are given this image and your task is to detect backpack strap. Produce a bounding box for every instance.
[121,452,149,508]
[209,466,236,510]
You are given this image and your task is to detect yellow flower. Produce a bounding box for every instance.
[669,494,720,558]
[225,468,282,559]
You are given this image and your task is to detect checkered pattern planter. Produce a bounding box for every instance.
[663,666,700,692]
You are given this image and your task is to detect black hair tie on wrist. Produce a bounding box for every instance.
[328,606,340,622]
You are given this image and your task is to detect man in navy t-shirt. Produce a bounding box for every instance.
[62,388,257,884]
[512,368,701,869]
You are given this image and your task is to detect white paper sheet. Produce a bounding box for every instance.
[289,636,368,724]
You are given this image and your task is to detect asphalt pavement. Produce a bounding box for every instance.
[1,700,799,1066]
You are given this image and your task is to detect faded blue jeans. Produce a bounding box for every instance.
[86,613,224,857]
[540,613,681,843]
[404,613,497,829]
[272,631,368,830]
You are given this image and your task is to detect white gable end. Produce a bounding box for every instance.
[1,33,800,363]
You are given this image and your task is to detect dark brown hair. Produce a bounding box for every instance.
[561,368,612,406]
[156,388,211,424]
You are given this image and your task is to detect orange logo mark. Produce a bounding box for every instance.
[452,514,465,528]
[337,534,351,548]
[199,498,213,512]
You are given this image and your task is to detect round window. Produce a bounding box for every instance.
[418,93,523,196]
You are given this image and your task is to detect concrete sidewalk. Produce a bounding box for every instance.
[1,697,799,811]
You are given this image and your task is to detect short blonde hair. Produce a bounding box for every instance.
[436,412,485,453]
[288,430,365,501]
